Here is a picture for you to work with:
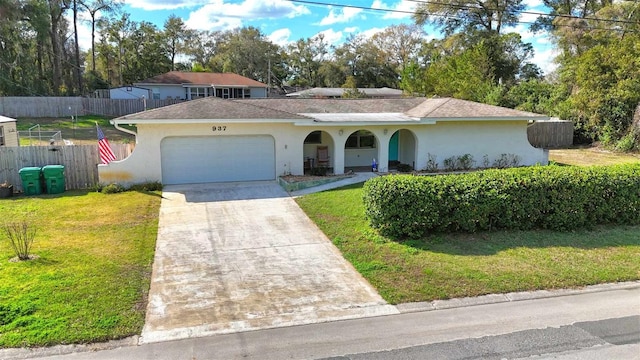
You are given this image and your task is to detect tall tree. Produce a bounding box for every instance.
[163,15,192,71]
[48,0,71,95]
[413,0,525,35]
[79,0,122,72]
[284,34,329,87]
[371,24,427,73]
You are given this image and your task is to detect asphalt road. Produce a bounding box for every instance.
[3,282,638,360]
[317,316,640,360]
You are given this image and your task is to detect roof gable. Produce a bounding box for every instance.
[135,71,267,88]
[0,115,16,123]
[406,97,545,118]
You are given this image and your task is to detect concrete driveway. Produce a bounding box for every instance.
[141,181,398,344]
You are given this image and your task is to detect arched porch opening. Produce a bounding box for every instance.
[388,129,417,171]
[344,129,379,172]
[303,130,335,174]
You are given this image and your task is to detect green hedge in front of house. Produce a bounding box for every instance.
[363,164,640,238]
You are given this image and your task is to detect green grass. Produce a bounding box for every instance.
[295,183,640,304]
[16,116,136,145]
[549,147,640,166]
[0,190,161,348]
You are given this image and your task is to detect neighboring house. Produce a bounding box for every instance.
[109,86,152,100]
[286,87,404,98]
[98,97,551,186]
[133,71,268,100]
[0,115,19,147]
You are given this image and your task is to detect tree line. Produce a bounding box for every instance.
[0,0,638,149]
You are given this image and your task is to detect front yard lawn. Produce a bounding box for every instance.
[295,183,640,304]
[0,190,160,348]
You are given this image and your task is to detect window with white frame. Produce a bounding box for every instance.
[190,87,208,99]
[346,130,376,148]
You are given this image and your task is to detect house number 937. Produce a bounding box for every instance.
[212,126,227,132]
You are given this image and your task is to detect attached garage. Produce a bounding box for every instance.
[160,136,275,184]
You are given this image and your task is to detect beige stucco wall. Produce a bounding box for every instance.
[0,120,19,147]
[99,119,547,186]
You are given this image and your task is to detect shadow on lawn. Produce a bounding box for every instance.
[397,226,640,256]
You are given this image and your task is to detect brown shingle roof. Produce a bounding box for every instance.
[136,71,267,87]
[117,97,308,120]
[406,97,545,118]
[116,97,549,122]
[237,98,427,113]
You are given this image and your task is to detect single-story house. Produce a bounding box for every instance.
[0,115,19,147]
[133,71,268,101]
[286,87,403,98]
[98,97,551,186]
[109,86,152,100]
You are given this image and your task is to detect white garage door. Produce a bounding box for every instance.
[161,136,276,184]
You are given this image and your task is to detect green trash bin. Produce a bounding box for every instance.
[42,165,65,194]
[19,167,43,195]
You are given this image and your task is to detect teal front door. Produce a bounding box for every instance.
[389,132,399,161]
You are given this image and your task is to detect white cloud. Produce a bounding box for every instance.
[360,27,386,39]
[344,26,359,33]
[531,47,560,75]
[314,29,343,46]
[523,0,544,8]
[185,0,310,31]
[371,0,416,19]
[317,7,363,26]
[124,0,209,11]
[269,28,292,46]
[65,13,92,51]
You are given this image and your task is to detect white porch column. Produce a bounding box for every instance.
[377,133,390,173]
[333,131,346,175]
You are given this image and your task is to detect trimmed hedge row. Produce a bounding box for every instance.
[363,164,640,238]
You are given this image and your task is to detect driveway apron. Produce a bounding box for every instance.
[141,181,398,344]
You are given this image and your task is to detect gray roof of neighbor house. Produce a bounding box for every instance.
[285,87,404,98]
[114,96,548,122]
[135,71,268,88]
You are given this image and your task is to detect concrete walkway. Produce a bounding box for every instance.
[140,181,397,344]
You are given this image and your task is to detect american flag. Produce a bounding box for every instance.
[97,125,117,164]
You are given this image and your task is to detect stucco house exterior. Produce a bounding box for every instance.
[132,71,268,101]
[0,115,19,147]
[98,97,550,186]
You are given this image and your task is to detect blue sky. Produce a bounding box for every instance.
[76,0,557,75]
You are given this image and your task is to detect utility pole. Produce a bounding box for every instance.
[268,58,271,98]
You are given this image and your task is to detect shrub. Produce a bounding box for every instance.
[101,183,125,194]
[482,154,490,168]
[396,163,413,173]
[425,153,438,172]
[2,221,37,260]
[128,181,163,192]
[492,153,520,168]
[443,156,458,171]
[458,154,475,170]
[310,166,328,176]
[89,183,104,192]
[363,164,640,238]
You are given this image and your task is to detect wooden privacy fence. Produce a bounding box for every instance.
[0,97,182,118]
[0,144,133,192]
[527,119,574,149]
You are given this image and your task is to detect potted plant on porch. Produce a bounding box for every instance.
[0,181,14,198]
